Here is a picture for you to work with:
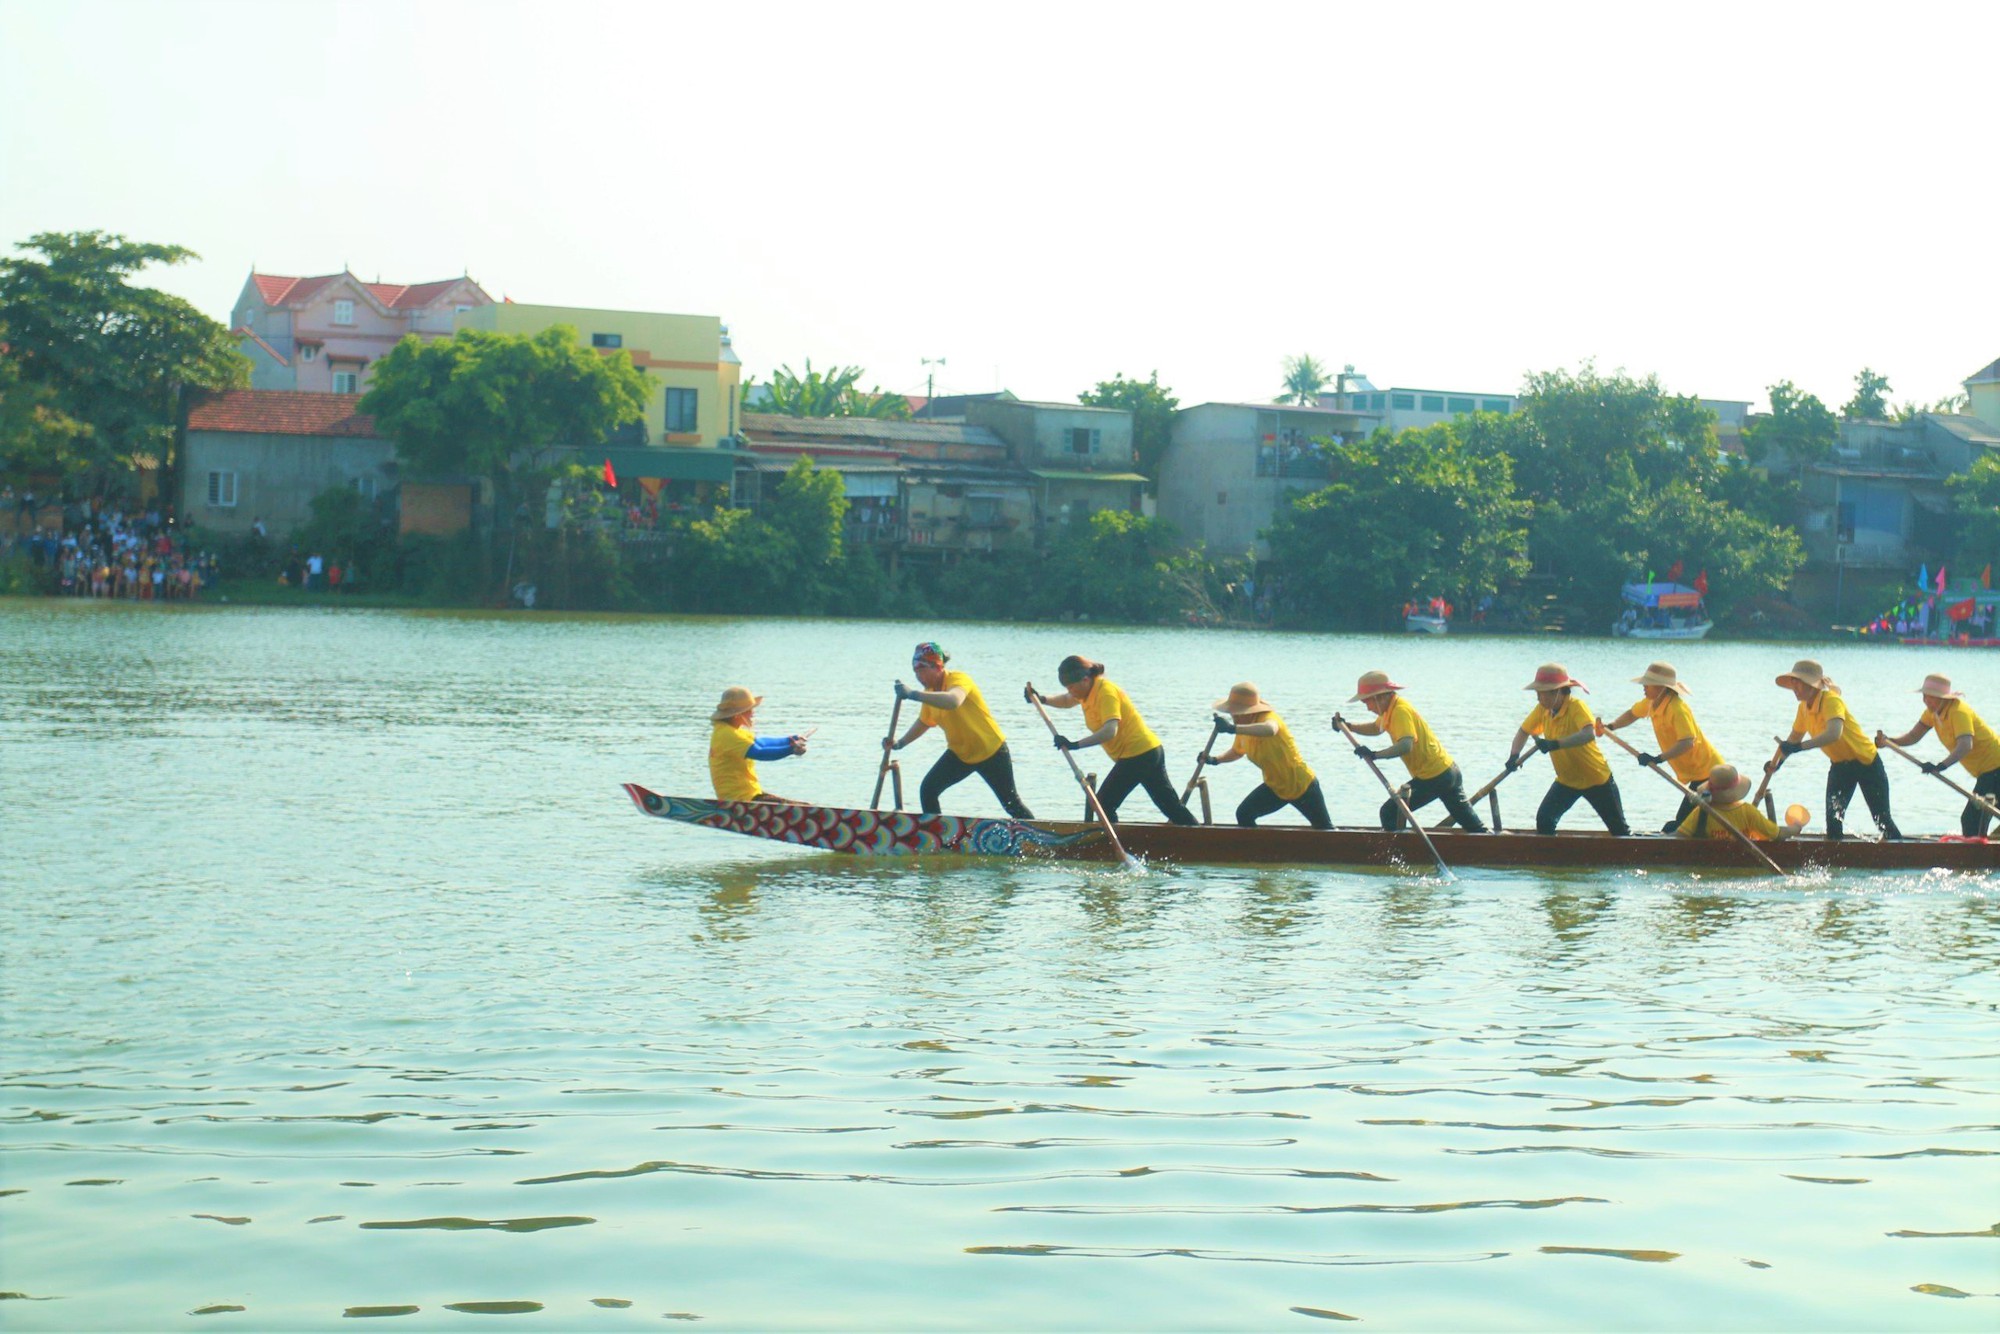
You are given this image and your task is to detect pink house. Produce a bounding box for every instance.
[230,269,494,393]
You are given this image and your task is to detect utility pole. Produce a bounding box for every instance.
[921,357,946,416]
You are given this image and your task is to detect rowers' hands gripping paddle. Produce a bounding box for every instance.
[1533,736,1559,755]
[894,680,911,702]
[1352,743,1374,761]
[1503,754,1524,773]
[1213,713,1237,735]
[1635,751,1661,767]
[1777,739,1805,756]
[1052,735,1074,752]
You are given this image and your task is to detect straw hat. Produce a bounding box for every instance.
[1705,764,1751,807]
[1349,670,1405,702]
[1915,672,1963,700]
[1775,659,1827,691]
[1631,661,1690,696]
[1213,681,1276,717]
[1522,662,1588,693]
[710,685,764,722]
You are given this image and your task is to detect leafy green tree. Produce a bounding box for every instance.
[1079,371,1179,477]
[747,360,911,419]
[1041,509,1212,623]
[1947,453,2000,574]
[1511,365,1720,511]
[1274,353,1330,406]
[0,231,247,488]
[361,324,648,478]
[1842,368,1892,421]
[1265,423,1532,628]
[672,456,849,613]
[1742,381,1837,465]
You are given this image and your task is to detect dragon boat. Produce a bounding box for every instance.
[621,785,1998,874]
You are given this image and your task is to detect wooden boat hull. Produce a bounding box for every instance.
[622,786,1998,874]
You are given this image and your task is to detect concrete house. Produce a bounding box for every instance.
[1966,357,2000,430]
[963,398,1146,534]
[1154,402,1373,559]
[183,391,396,536]
[231,270,493,393]
[1798,413,2000,568]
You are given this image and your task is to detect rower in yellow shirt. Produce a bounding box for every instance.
[886,641,1035,819]
[1675,764,1805,841]
[1599,661,1725,831]
[1507,663,1630,836]
[1336,670,1486,831]
[1203,682,1332,828]
[1878,672,2000,838]
[1770,659,1903,841]
[707,685,808,803]
[1030,655,1195,824]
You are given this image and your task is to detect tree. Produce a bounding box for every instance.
[1742,381,1837,465]
[673,456,848,613]
[1079,371,1179,478]
[1842,367,1892,421]
[1265,422,1532,628]
[747,360,911,419]
[0,231,247,488]
[1511,365,1721,511]
[1275,353,1330,406]
[1946,453,2000,575]
[361,324,649,478]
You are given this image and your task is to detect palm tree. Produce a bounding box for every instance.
[748,360,912,420]
[1275,354,1330,406]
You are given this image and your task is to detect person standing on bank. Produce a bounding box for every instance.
[1508,663,1630,836]
[1204,682,1334,829]
[1770,658,1903,841]
[1029,656,1197,825]
[708,686,808,804]
[886,642,1035,819]
[1335,671,1487,832]
[1878,672,2000,838]
[1598,661,1726,831]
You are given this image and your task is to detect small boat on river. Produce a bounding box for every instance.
[622,786,1997,874]
[1613,581,1712,640]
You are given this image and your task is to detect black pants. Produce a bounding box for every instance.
[1964,768,2000,839]
[1826,755,1901,840]
[1238,779,1333,829]
[1537,778,1630,836]
[1666,777,1712,833]
[1097,745,1197,825]
[921,743,1035,820]
[1383,763,1486,832]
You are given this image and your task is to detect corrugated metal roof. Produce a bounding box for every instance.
[742,413,1007,449]
[1028,469,1148,482]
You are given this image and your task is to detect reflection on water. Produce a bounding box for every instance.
[1,603,1995,1329]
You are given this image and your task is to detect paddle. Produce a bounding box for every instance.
[1750,742,1788,811]
[1432,753,1534,832]
[1180,720,1222,816]
[1026,682,1144,872]
[1598,726,1789,876]
[869,691,904,810]
[1878,736,2000,822]
[1334,717,1454,880]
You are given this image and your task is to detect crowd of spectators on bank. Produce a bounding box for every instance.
[3,486,222,601]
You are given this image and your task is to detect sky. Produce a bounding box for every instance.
[3,0,1995,412]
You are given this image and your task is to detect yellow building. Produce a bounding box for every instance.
[455,302,745,486]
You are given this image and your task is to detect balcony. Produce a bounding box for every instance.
[1812,444,1941,477]
[1255,445,1331,479]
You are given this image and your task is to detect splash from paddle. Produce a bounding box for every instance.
[1026,681,1144,873]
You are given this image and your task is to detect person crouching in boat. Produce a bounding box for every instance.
[1878,672,2000,838]
[1029,656,1196,825]
[1508,663,1631,836]
[886,641,1035,820]
[1335,671,1487,832]
[1204,682,1333,829]
[1598,661,1726,832]
[1675,764,1802,841]
[1771,659,1902,841]
[709,685,808,804]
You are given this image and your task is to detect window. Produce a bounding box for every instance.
[206,471,238,508]
[1420,395,1445,412]
[1447,396,1475,414]
[332,370,358,394]
[353,476,378,501]
[301,345,318,362]
[455,305,472,316]
[333,299,354,325]
[1391,393,1415,410]
[591,332,623,348]
[1068,427,1100,455]
[1481,398,1511,413]
[665,387,699,433]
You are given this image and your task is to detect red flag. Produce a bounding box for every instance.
[1947,597,1976,622]
[602,458,618,488]
[1983,564,1992,590]
[1694,569,1708,595]
[1935,564,1947,593]
[1665,559,1684,582]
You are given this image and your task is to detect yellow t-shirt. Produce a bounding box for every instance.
[1383,696,1452,781]
[1631,693,1724,785]
[1083,678,1161,762]
[1926,699,2000,778]
[1230,710,1316,802]
[1522,696,1611,790]
[1793,689,1875,765]
[708,722,761,802]
[920,669,1005,764]
[1676,801,1783,841]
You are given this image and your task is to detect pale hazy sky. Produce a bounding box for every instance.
[4,0,1995,411]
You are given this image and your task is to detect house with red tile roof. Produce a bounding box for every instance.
[230,268,493,394]
[183,389,397,536]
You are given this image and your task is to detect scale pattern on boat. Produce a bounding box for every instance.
[622,786,1101,857]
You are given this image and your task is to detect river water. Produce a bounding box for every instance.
[2,599,1995,1330]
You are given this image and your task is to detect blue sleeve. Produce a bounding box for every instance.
[746,735,794,761]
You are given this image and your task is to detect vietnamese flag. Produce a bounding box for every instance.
[602,457,618,488]
[1947,597,1976,622]
[1666,559,1684,582]
[1694,568,1708,595]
